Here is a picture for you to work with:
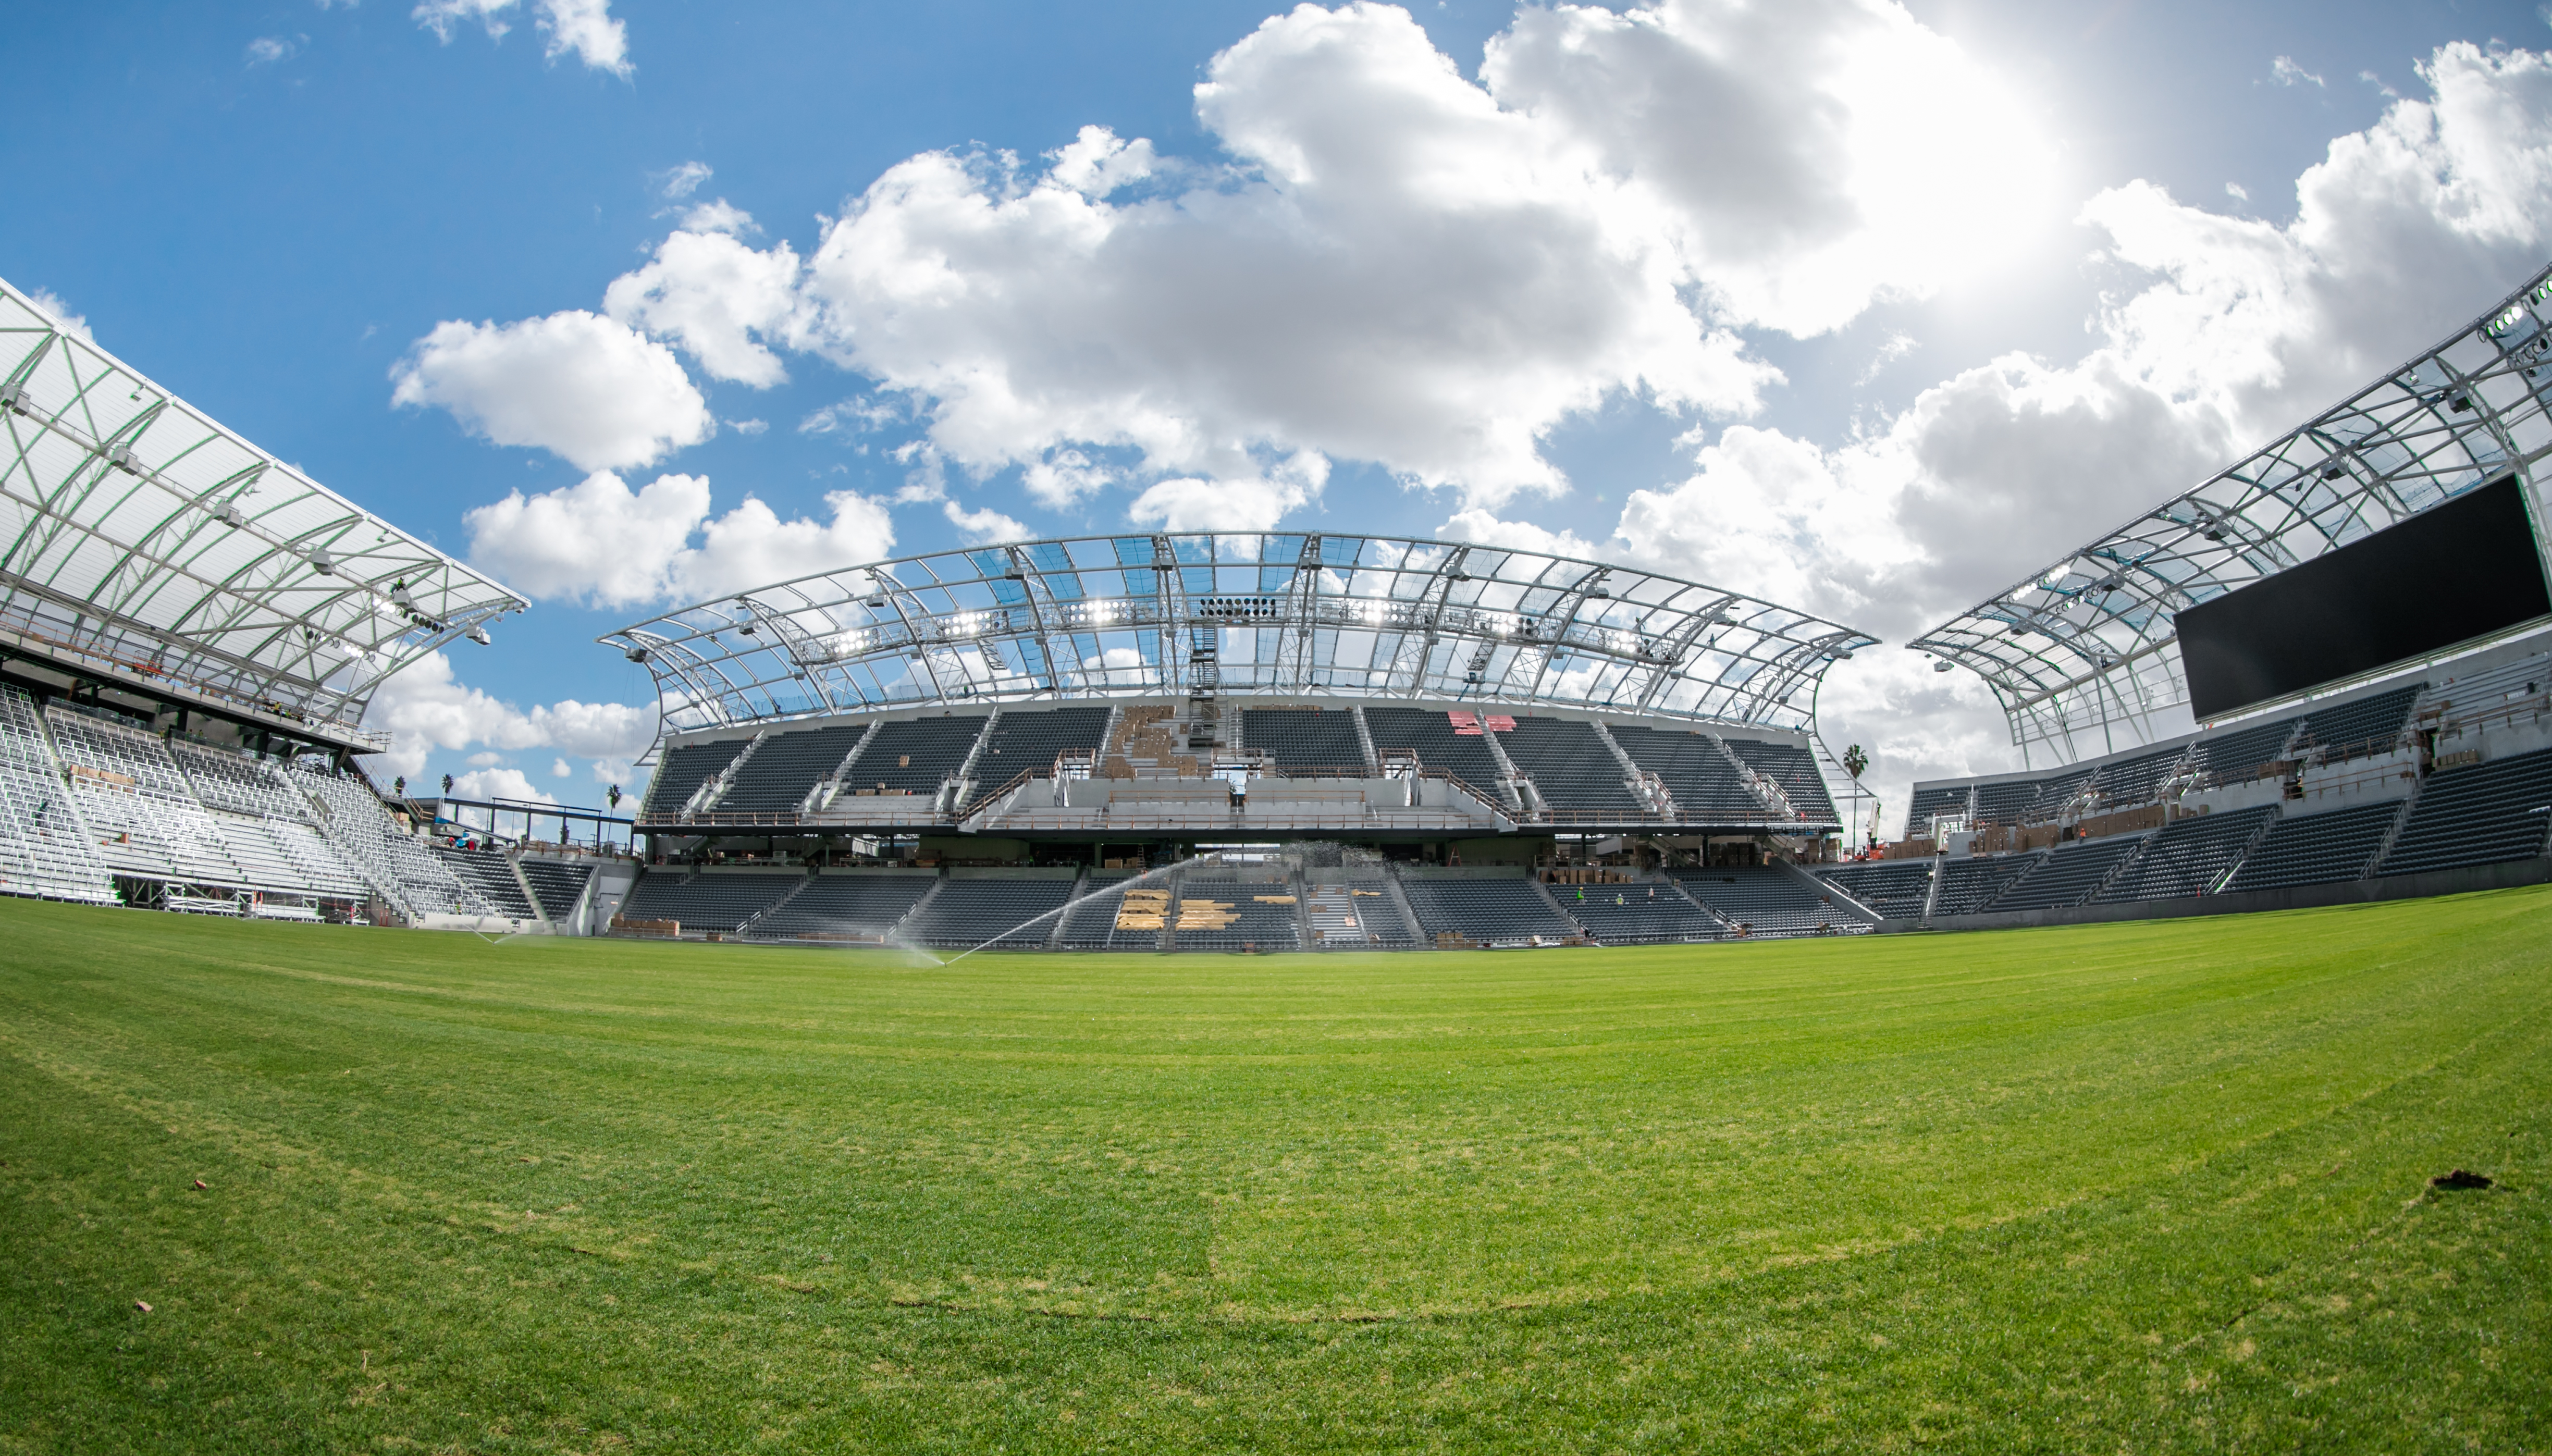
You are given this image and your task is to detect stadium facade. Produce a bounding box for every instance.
[10,254,2552,951]
[0,276,588,929]
[595,536,1891,946]
[1867,262,2552,932]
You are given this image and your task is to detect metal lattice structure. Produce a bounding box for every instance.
[1912,260,2552,764]
[0,277,525,750]
[602,533,1877,737]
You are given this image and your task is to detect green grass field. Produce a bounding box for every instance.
[3,889,2547,1453]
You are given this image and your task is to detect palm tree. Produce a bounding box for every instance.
[1842,744,1869,852]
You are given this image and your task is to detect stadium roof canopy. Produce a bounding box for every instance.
[0,278,524,752]
[1910,261,2552,766]
[603,533,1879,738]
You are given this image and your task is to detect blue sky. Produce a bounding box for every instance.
[8,0,2551,827]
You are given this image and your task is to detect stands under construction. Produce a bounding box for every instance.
[12,254,2552,952]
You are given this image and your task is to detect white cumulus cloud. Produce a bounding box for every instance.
[463,471,898,608]
[361,651,658,779]
[602,225,802,387]
[1462,41,2552,834]
[25,288,92,343]
[391,311,713,471]
[943,499,1029,544]
[612,0,2044,520]
[412,0,628,74]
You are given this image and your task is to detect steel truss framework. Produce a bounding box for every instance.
[603,533,1879,738]
[1912,260,2552,763]
[0,278,524,748]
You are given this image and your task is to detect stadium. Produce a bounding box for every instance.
[7,265,2551,1447]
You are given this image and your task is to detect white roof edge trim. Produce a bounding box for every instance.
[0,274,527,747]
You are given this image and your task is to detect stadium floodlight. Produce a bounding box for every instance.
[0,275,525,752]
[599,531,1879,742]
[1912,256,2552,766]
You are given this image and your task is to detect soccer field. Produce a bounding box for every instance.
[2,891,2546,1452]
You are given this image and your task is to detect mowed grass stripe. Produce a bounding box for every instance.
[1,890,2545,1451]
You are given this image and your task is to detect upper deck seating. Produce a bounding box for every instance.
[1985,835,2145,911]
[644,738,750,817]
[2192,718,2299,783]
[1931,854,2039,916]
[1970,778,2044,824]
[1501,718,1647,818]
[1606,726,1762,821]
[1239,708,1366,769]
[172,742,317,822]
[517,858,596,920]
[2376,747,2552,877]
[2294,686,2422,761]
[1397,876,1578,942]
[620,870,799,932]
[748,873,935,940]
[2419,653,2550,724]
[1907,784,1971,831]
[1554,881,1724,942]
[973,708,1113,785]
[2087,746,2188,809]
[2094,807,2275,902]
[846,717,988,796]
[1725,739,1839,822]
[1167,881,1301,951]
[1816,860,1934,919]
[1673,868,1859,936]
[2224,800,2402,893]
[898,877,1077,947]
[1362,708,1509,795]
[715,725,864,813]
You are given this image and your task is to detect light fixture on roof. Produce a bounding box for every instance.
[1933,660,1954,673]
[389,580,414,608]
[309,548,336,575]
[624,646,649,664]
[466,624,491,646]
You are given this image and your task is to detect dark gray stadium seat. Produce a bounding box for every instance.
[1724,739,1839,822]
[2193,718,2300,783]
[2224,800,2402,893]
[1397,877,1577,942]
[1362,708,1508,794]
[1672,868,1860,935]
[748,874,937,939]
[2294,686,2422,762]
[1552,881,1723,942]
[716,724,865,812]
[2376,748,2552,877]
[2094,806,2274,902]
[643,738,750,817]
[433,847,535,918]
[620,870,800,931]
[971,707,1113,789]
[1239,708,1366,769]
[1816,860,1933,918]
[847,717,987,795]
[516,858,593,919]
[1931,855,2038,916]
[1984,835,2144,911]
[1607,726,1761,821]
[1166,881,1300,951]
[899,877,1077,947]
[1501,718,1646,818]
